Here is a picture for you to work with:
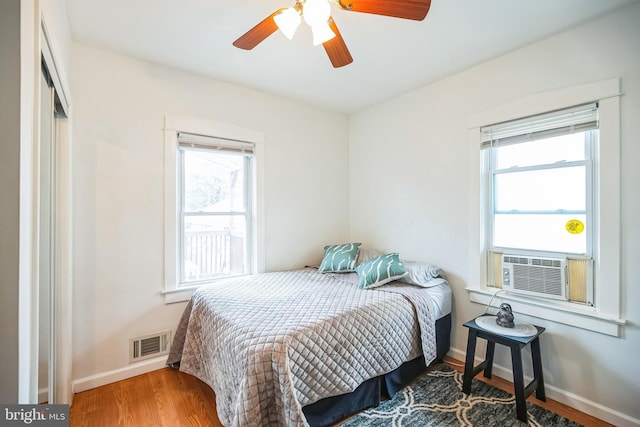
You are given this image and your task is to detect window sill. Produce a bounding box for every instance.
[162,286,199,304]
[163,274,254,304]
[466,287,625,337]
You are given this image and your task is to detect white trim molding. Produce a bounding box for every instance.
[73,356,168,393]
[18,0,39,403]
[466,288,624,336]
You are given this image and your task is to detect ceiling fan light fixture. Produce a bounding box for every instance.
[274,7,301,40]
[234,0,433,67]
[303,0,331,26]
[310,21,335,45]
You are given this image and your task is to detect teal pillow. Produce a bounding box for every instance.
[318,243,362,273]
[356,253,408,289]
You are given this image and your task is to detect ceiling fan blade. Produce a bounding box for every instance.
[233,9,286,50]
[323,18,353,68]
[338,0,431,21]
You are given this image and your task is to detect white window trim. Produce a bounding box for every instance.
[467,79,624,336]
[163,116,265,304]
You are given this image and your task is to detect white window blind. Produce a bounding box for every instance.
[178,132,254,154]
[481,103,598,148]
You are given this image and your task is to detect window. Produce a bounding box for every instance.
[178,133,253,285]
[482,104,597,305]
[164,116,264,303]
[467,79,623,336]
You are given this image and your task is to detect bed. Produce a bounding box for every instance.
[167,266,452,427]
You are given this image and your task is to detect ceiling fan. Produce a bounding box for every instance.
[233,0,432,68]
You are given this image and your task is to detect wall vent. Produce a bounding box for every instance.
[129,330,171,363]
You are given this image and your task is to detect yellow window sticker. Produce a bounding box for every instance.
[566,219,584,235]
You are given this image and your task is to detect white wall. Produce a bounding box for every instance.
[71,43,349,382]
[349,3,640,425]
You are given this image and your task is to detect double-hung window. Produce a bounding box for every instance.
[178,133,254,285]
[163,116,264,303]
[482,104,597,304]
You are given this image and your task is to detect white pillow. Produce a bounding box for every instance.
[397,261,444,287]
[356,247,384,265]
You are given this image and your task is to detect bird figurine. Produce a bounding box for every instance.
[496,303,515,328]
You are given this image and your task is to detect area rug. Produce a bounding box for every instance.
[339,364,583,427]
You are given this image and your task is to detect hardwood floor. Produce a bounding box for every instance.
[70,359,613,426]
[70,367,222,427]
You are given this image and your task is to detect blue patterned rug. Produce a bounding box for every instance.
[339,364,583,427]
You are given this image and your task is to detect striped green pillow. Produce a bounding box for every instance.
[356,253,408,289]
[318,243,362,273]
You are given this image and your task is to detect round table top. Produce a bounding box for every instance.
[474,315,539,337]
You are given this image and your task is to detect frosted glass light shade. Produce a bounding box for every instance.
[274,8,301,40]
[303,0,331,26]
[311,21,335,45]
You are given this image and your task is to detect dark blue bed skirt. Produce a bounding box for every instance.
[302,313,452,426]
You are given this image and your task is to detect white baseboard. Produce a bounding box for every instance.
[72,356,169,394]
[449,347,640,427]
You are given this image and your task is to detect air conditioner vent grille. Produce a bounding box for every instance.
[502,254,567,300]
[513,264,563,296]
[504,256,562,268]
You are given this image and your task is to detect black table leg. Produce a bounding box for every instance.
[484,340,495,379]
[531,337,546,401]
[510,345,528,423]
[463,329,478,394]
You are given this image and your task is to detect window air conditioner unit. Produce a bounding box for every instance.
[502,255,567,301]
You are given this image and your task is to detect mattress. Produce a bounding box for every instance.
[423,281,452,320]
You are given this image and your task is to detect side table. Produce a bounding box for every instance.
[462,315,546,423]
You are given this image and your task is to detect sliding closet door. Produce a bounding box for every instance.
[40,19,73,404]
[39,66,55,404]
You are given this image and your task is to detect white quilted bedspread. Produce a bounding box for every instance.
[167,268,436,427]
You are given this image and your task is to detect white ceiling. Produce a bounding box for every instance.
[66,0,638,113]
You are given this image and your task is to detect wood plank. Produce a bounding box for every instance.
[71,369,222,427]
